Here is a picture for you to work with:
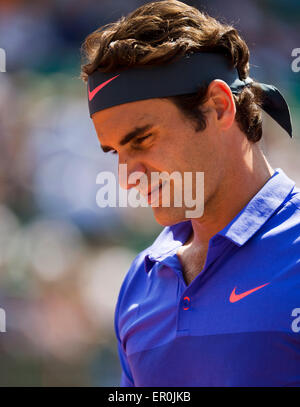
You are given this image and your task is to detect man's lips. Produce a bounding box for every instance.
[138,183,160,196]
[137,180,168,204]
[147,181,167,205]
[147,184,162,202]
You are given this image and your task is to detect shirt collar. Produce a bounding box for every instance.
[144,168,295,273]
[218,168,295,246]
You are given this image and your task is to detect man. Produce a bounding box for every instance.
[81,1,300,386]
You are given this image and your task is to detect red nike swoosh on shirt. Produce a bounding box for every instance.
[88,74,120,101]
[229,282,270,303]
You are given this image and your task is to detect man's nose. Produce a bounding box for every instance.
[118,160,147,191]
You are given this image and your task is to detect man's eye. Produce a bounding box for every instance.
[110,150,118,155]
[135,134,152,144]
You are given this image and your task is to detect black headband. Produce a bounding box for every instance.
[87,52,292,138]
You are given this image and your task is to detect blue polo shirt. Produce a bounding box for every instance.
[114,168,300,387]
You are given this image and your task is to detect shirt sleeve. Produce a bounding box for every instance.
[117,339,135,387]
[114,273,135,387]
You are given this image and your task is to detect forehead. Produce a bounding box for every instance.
[92,98,177,137]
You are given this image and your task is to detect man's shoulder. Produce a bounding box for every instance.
[276,185,300,222]
[287,186,300,211]
[259,184,300,244]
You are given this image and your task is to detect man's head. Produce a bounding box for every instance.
[81,0,265,226]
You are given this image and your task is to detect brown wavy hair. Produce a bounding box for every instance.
[81,0,263,142]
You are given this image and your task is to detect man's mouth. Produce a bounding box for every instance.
[147,181,166,205]
[137,181,168,205]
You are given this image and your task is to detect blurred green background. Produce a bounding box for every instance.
[0,0,299,386]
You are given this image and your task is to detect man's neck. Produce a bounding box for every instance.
[187,145,274,249]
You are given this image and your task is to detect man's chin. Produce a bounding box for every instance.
[151,206,186,227]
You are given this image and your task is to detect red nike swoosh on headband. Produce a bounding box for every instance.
[88,74,120,102]
[229,282,270,303]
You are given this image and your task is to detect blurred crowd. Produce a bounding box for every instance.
[0,0,299,386]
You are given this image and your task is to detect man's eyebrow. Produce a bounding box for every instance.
[100,124,153,153]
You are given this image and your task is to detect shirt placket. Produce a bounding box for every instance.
[176,237,232,334]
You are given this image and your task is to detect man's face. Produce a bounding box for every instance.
[92,97,226,226]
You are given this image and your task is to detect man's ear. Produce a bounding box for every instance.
[206,79,236,130]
